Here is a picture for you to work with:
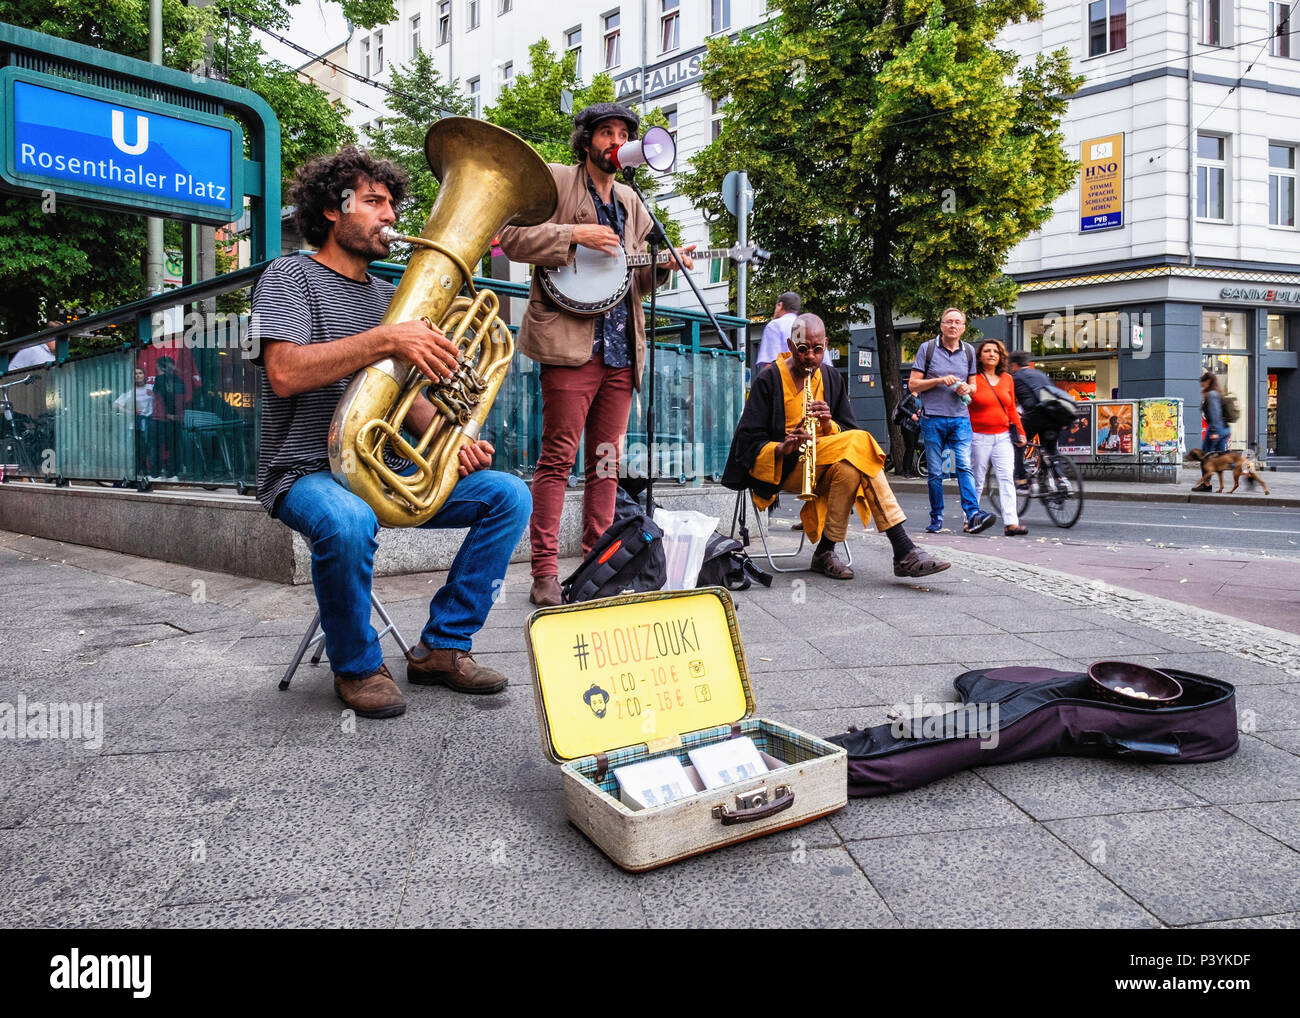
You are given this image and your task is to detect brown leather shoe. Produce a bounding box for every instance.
[810,548,854,580]
[406,643,508,695]
[334,664,407,719]
[529,576,562,607]
[893,548,952,578]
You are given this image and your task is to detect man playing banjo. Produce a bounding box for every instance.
[499,102,695,608]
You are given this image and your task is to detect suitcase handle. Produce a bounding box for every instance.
[712,786,794,826]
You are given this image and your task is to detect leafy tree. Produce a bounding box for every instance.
[364,47,472,250]
[679,1,1080,456]
[0,0,393,343]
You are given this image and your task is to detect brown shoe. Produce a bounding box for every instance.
[334,664,407,719]
[529,575,562,607]
[893,548,952,578]
[810,548,854,580]
[406,644,508,695]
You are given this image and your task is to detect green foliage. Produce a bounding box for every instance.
[678,0,1080,448]
[0,2,363,341]
[364,47,471,249]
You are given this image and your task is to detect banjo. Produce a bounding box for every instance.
[537,244,770,317]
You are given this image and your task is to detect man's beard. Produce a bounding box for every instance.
[333,215,389,260]
[589,147,619,174]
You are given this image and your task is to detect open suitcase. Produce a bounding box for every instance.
[526,587,847,871]
[828,665,1239,797]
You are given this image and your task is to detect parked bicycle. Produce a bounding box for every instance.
[988,439,1084,528]
[0,375,41,478]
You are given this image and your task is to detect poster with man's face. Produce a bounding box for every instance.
[1094,401,1136,455]
[1058,405,1093,457]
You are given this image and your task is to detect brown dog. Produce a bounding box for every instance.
[1186,449,1271,494]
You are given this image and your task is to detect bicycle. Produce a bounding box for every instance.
[987,438,1084,528]
[0,375,41,478]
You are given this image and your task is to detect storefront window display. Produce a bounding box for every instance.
[1267,313,1289,351]
[1201,309,1250,448]
[1020,311,1122,401]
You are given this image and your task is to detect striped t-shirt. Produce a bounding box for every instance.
[249,254,396,515]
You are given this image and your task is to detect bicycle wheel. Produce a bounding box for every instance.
[1042,455,1083,528]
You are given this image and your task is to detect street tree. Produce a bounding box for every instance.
[679,0,1080,457]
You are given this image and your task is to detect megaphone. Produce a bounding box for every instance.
[609,126,676,173]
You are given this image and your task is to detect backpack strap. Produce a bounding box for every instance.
[561,520,658,604]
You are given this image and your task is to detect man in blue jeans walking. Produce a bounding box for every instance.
[908,308,996,535]
[251,146,530,719]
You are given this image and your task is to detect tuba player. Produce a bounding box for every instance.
[249,146,530,719]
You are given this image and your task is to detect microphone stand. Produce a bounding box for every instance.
[622,170,735,515]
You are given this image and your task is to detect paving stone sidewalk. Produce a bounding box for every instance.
[1,527,1299,929]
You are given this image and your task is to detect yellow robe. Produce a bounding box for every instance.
[748,355,887,540]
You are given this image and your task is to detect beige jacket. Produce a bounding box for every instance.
[498,162,668,390]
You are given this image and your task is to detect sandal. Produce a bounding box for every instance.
[810,549,854,580]
[1004,524,1028,536]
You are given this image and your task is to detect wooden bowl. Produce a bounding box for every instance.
[1087,660,1183,708]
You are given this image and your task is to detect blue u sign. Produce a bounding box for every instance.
[1,68,242,223]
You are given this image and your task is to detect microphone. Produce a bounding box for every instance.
[608,126,676,173]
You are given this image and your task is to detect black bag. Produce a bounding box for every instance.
[560,510,666,604]
[1035,383,1078,428]
[1221,392,1241,423]
[891,392,923,434]
[695,533,773,591]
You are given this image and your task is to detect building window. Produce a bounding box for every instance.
[711,97,724,141]
[661,1,680,54]
[410,14,421,54]
[566,26,582,80]
[712,0,731,34]
[1273,3,1298,58]
[468,77,481,119]
[1200,0,1227,47]
[1267,314,1288,350]
[662,106,678,149]
[375,29,384,72]
[1087,0,1126,56]
[468,0,480,31]
[360,37,371,77]
[502,60,514,85]
[604,11,621,69]
[499,0,513,13]
[438,2,451,46]
[1196,133,1227,220]
[1270,143,1297,227]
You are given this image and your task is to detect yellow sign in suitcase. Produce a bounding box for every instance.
[526,587,848,871]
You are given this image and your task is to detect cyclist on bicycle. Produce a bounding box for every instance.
[1009,351,1059,494]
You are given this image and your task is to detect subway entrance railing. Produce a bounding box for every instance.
[0,260,748,494]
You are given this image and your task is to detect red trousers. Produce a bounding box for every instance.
[530,359,634,578]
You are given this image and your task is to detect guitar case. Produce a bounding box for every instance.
[827,666,1239,798]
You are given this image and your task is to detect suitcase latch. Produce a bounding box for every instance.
[712,785,795,826]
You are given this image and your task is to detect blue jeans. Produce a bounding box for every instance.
[920,415,981,521]
[277,470,530,679]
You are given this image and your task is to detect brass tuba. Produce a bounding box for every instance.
[328,118,557,527]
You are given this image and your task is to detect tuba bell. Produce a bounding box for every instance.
[327,118,558,527]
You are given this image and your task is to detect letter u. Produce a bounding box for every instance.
[111,110,149,155]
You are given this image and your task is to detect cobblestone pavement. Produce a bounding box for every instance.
[2,527,1299,929]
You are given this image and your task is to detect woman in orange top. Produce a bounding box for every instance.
[969,339,1028,535]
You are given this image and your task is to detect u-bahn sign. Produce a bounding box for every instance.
[0,66,242,224]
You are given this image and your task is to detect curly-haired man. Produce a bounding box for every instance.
[498,103,694,607]
[248,145,530,719]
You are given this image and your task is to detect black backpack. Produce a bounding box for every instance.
[695,533,773,592]
[560,491,667,603]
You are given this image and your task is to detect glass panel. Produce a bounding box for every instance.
[51,349,135,481]
[1202,352,1248,447]
[1201,310,1248,350]
[1,363,55,477]
[1088,2,1108,56]
[1197,134,1223,160]
[1207,166,1224,219]
[1267,314,1285,350]
[1269,144,1294,168]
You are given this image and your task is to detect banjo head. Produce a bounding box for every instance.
[540,245,631,316]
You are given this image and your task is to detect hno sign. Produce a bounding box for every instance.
[0,67,243,223]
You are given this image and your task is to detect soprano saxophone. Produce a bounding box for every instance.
[798,373,817,501]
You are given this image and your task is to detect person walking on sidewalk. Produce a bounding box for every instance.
[1200,371,1232,454]
[969,339,1028,536]
[908,308,994,534]
[755,291,802,375]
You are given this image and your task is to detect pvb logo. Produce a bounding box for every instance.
[111,110,149,156]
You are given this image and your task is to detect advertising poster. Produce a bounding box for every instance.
[1058,404,1093,457]
[1138,398,1182,454]
[1080,133,1124,232]
[1094,400,1136,455]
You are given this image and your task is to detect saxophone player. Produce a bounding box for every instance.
[721,314,949,581]
[249,146,531,720]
